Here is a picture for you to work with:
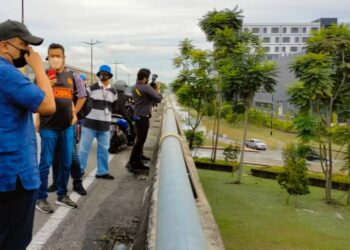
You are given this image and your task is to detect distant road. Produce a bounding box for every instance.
[169,94,344,174]
[193,147,344,173]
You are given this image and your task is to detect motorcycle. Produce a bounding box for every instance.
[108,115,129,154]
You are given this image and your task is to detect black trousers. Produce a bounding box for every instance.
[129,117,150,164]
[0,180,37,250]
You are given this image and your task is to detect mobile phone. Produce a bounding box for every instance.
[47,68,56,80]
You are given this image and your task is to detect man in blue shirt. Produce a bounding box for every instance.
[0,20,56,249]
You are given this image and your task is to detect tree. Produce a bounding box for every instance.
[199,7,277,182]
[159,82,168,93]
[289,24,350,203]
[223,143,240,176]
[330,125,350,205]
[199,7,243,162]
[277,144,310,207]
[173,39,216,149]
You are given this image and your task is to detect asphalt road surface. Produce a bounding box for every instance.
[193,147,344,173]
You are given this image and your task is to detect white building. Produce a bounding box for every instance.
[243,18,337,59]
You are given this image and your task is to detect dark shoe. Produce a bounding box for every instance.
[141,155,151,161]
[126,162,138,173]
[126,161,149,173]
[47,183,57,193]
[56,195,78,208]
[95,173,114,180]
[36,199,54,214]
[73,185,87,196]
[134,163,150,171]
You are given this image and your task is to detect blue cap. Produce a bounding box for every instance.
[97,65,113,77]
[80,73,86,81]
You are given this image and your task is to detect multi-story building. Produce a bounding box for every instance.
[243,18,337,59]
[254,54,299,117]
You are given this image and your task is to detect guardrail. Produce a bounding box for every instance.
[156,105,209,250]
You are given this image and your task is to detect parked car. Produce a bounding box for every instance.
[245,139,267,150]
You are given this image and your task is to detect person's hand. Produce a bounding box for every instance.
[156,82,161,93]
[25,47,44,70]
[50,79,57,85]
[71,112,78,125]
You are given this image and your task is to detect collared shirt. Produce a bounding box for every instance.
[83,80,117,131]
[132,82,162,117]
[0,57,45,192]
[97,79,111,90]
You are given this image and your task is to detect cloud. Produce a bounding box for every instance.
[2,0,350,83]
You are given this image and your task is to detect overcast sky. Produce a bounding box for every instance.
[2,0,350,84]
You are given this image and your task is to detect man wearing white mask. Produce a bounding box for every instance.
[36,43,80,213]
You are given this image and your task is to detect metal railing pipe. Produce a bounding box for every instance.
[156,106,208,250]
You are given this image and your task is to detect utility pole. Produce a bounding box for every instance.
[82,39,102,84]
[21,0,24,23]
[113,61,123,81]
[127,74,131,86]
[20,0,29,77]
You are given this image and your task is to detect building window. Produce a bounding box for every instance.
[263,47,270,52]
[275,47,279,52]
[263,27,268,33]
[302,27,307,33]
[311,27,319,32]
[271,27,279,33]
[262,37,271,43]
[295,37,299,43]
[282,27,287,33]
[282,37,290,43]
[275,37,280,43]
[301,46,307,52]
[302,37,308,43]
[244,28,249,32]
[291,27,299,33]
[282,46,286,52]
[252,28,260,33]
[290,46,298,52]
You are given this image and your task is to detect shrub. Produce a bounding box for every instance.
[223,143,240,162]
[277,144,310,205]
[184,130,204,149]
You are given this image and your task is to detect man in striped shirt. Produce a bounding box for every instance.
[79,65,117,179]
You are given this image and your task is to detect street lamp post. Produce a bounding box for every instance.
[113,61,123,80]
[82,39,102,85]
[270,94,274,136]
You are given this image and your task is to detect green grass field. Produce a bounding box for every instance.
[198,168,350,250]
[202,117,298,150]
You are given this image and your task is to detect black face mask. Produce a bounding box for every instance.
[6,42,29,68]
[99,75,110,82]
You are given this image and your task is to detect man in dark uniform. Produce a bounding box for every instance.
[126,68,162,173]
